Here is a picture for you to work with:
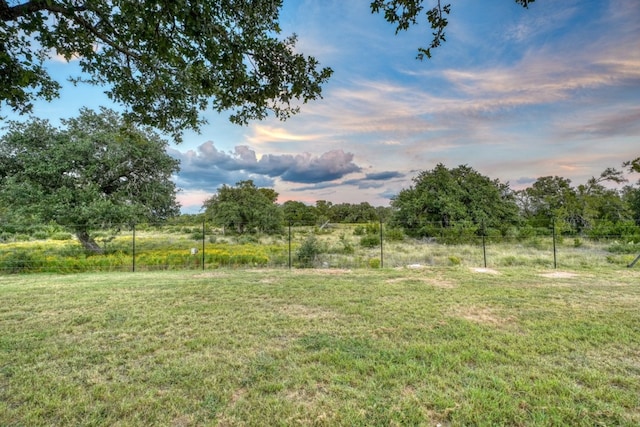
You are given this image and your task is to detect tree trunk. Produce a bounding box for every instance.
[76,230,104,254]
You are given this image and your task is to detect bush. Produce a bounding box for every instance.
[438,223,478,245]
[339,234,355,254]
[368,258,381,269]
[32,231,49,240]
[384,228,404,242]
[360,234,380,248]
[365,223,380,235]
[297,235,321,268]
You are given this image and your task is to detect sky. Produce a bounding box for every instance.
[3,0,640,213]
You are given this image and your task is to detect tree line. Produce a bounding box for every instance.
[1,109,638,254]
[201,162,640,240]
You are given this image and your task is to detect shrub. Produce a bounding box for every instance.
[384,228,404,242]
[365,223,380,235]
[339,234,355,254]
[368,258,381,269]
[360,234,380,248]
[353,225,365,236]
[448,255,461,266]
[297,235,321,268]
[32,231,49,240]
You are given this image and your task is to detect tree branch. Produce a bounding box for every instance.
[1,0,86,21]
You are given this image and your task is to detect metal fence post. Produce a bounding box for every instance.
[628,253,640,268]
[380,217,384,268]
[288,221,292,270]
[482,234,487,268]
[202,219,205,271]
[482,220,487,268]
[552,218,557,269]
[132,223,136,272]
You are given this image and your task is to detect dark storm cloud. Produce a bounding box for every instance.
[169,141,362,191]
[364,171,404,181]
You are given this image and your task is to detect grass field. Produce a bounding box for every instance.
[1,267,639,425]
[2,224,639,273]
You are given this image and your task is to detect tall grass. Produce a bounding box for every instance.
[1,225,639,273]
[1,267,639,425]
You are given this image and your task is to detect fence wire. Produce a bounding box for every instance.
[1,220,639,274]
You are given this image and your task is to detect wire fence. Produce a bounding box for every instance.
[1,220,640,274]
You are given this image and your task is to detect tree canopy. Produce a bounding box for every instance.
[517,168,631,232]
[203,180,283,234]
[0,1,539,137]
[1,0,332,140]
[390,164,520,237]
[0,107,180,252]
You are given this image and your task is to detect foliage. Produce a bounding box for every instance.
[0,108,180,253]
[391,164,520,238]
[329,202,379,223]
[281,200,318,226]
[203,180,283,235]
[384,227,405,242]
[370,0,533,59]
[296,235,321,268]
[519,168,635,233]
[0,0,332,140]
[2,221,640,272]
[360,233,381,248]
[340,234,355,254]
[0,250,35,273]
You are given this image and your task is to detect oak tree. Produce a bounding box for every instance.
[203,180,283,234]
[0,108,180,253]
[391,164,520,237]
[1,0,332,140]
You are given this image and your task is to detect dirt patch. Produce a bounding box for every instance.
[471,267,500,275]
[539,271,579,279]
[405,264,427,269]
[292,268,352,275]
[452,305,515,327]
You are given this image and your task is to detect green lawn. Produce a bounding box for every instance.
[1,267,639,426]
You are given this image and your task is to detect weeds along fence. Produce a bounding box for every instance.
[1,220,640,274]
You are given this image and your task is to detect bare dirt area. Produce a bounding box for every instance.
[471,267,500,275]
[538,271,579,279]
[451,305,516,329]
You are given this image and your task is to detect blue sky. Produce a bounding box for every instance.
[4,0,640,213]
